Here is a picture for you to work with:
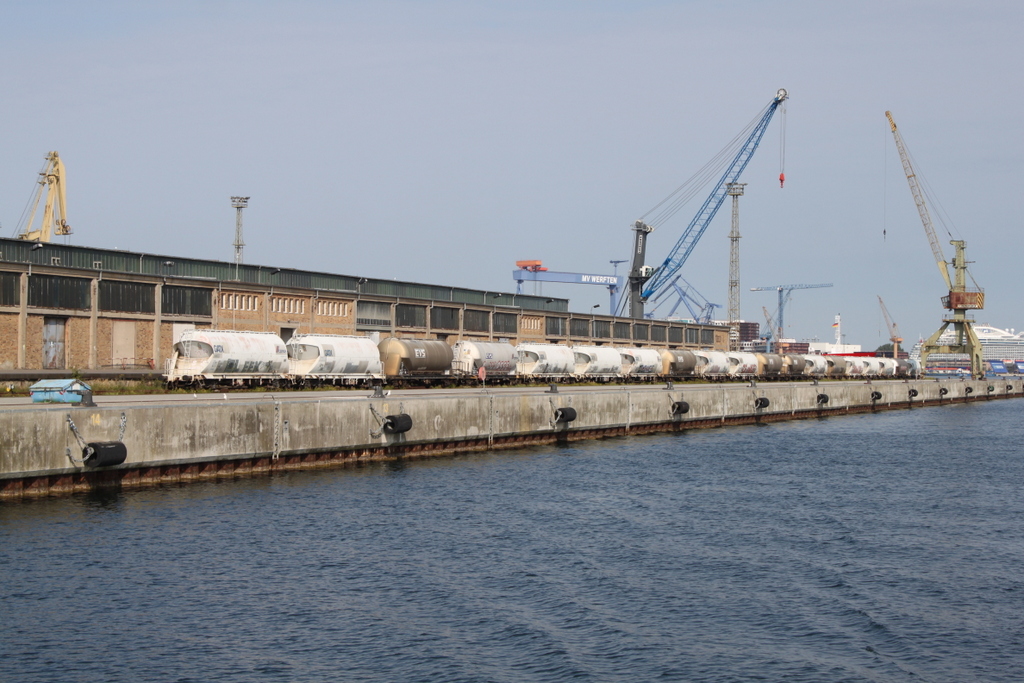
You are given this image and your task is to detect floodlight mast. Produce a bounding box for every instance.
[231,196,249,265]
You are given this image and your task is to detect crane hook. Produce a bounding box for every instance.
[779,172,785,188]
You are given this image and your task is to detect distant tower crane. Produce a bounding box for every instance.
[16,151,71,243]
[726,182,746,349]
[231,196,249,264]
[878,295,904,358]
[750,283,832,342]
[624,88,788,319]
[886,111,984,377]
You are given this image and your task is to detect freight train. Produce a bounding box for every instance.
[164,329,921,387]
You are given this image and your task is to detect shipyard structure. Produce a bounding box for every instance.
[0,237,728,374]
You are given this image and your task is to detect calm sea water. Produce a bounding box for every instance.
[3,400,1023,682]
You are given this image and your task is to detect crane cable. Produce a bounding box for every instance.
[639,103,771,229]
[11,157,51,238]
[779,101,787,188]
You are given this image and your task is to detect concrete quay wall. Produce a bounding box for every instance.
[2,378,1021,499]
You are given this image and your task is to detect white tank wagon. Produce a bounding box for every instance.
[862,357,882,377]
[378,338,454,377]
[844,356,868,377]
[726,352,760,378]
[286,334,383,384]
[660,349,698,377]
[804,354,829,376]
[516,343,575,378]
[451,341,517,376]
[165,330,288,384]
[877,357,897,377]
[619,347,663,377]
[694,350,730,379]
[572,346,623,379]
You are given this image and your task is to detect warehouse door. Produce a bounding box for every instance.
[111,320,136,368]
[42,317,66,369]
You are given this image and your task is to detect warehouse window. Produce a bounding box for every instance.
[685,328,699,344]
[652,325,667,342]
[493,312,517,334]
[463,309,489,333]
[356,301,392,327]
[28,275,90,310]
[593,320,610,339]
[701,329,715,345]
[633,324,649,341]
[669,327,683,344]
[569,318,590,337]
[613,322,631,340]
[271,296,305,315]
[395,303,426,328]
[316,300,349,317]
[430,306,459,330]
[545,317,567,336]
[99,280,156,314]
[0,272,19,307]
[221,293,259,311]
[162,286,212,317]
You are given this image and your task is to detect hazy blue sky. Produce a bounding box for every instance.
[2,1,1021,347]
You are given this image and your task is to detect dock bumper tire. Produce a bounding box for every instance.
[816,394,829,405]
[870,391,883,401]
[554,407,577,423]
[753,397,770,410]
[83,442,127,468]
[671,401,690,416]
[382,413,413,435]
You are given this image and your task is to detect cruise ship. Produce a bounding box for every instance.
[910,325,1024,366]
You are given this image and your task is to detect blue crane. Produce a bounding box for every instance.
[645,276,721,323]
[625,88,788,319]
[750,283,832,342]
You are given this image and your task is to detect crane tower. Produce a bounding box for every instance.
[726,182,745,349]
[886,111,984,377]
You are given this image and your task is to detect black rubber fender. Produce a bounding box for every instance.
[753,397,769,409]
[987,385,995,393]
[554,407,577,423]
[1007,385,1014,392]
[84,441,127,468]
[382,413,413,434]
[964,386,974,395]
[908,389,919,398]
[816,393,829,405]
[870,391,883,401]
[671,401,689,415]
[938,387,949,396]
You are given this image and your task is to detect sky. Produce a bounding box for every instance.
[2,0,1021,349]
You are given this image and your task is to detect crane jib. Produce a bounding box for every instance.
[642,93,786,301]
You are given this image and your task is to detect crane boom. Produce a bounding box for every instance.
[885,112,951,291]
[877,295,903,358]
[626,89,788,318]
[17,152,71,243]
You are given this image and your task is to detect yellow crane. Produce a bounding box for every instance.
[877,295,903,358]
[16,151,71,243]
[886,111,983,377]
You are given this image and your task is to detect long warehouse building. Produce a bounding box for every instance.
[0,237,728,373]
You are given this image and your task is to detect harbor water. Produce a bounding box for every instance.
[2,400,1023,682]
